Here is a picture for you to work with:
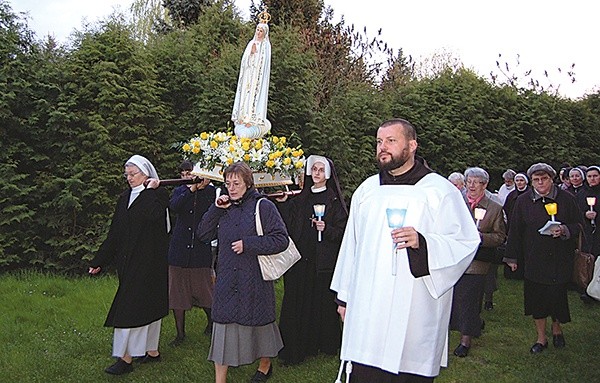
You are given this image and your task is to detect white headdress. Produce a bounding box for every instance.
[126,154,159,179]
[306,155,331,179]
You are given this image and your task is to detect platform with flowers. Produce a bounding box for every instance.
[180,131,305,187]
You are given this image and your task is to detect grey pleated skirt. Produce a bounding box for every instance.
[208,322,283,366]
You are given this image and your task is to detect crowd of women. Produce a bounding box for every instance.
[447,163,600,357]
[87,152,599,381]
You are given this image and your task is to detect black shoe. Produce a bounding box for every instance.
[553,334,566,348]
[169,336,185,347]
[105,358,133,375]
[250,365,273,382]
[453,344,470,357]
[138,353,161,363]
[530,342,548,354]
[580,293,595,304]
[484,301,493,311]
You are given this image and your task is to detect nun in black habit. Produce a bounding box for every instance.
[275,155,348,365]
[89,155,170,375]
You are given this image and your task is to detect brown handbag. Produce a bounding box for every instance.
[572,231,596,290]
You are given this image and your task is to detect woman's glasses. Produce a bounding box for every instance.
[123,171,142,179]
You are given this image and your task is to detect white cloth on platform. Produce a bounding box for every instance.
[331,173,479,377]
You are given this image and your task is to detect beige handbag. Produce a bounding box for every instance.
[255,199,301,281]
[586,256,600,301]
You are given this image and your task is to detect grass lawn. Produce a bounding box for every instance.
[1,269,598,382]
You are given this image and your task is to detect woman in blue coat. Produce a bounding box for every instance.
[197,162,289,383]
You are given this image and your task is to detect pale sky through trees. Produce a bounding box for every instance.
[11,0,600,99]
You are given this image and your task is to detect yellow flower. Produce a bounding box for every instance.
[295,161,304,169]
[193,140,200,147]
[182,143,191,152]
[268,153,276,160]
[283,157,291,165]
[285,148,291,155]
[266,160,275,168]
[244,154,250,161]
[200,132,208,140]
[298,149,304,156]
[242,142,250,151]
[226,158,234,165]
[280,137,286,144]
[272,136,279,144]
[210,140,218,149]
[192,146,200,154]
[254,140,263,150]
[229,145,235,152]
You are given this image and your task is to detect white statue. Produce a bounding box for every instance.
[232,18,272,139]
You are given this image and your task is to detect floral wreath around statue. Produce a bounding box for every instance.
[179,130,305,179]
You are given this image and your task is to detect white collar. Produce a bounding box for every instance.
[131,184,145,193]
[311,185,327,193]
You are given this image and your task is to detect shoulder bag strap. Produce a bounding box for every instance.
[255,198,264,235]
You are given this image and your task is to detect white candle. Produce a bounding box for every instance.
[587,197,597,210]
[474,207,486,228]
[313,204,326,242]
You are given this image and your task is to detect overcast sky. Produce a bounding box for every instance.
[11,0,599,99]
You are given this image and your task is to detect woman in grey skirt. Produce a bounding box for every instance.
[197,162,289,383]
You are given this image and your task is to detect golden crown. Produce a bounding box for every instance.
[258,6,271,24]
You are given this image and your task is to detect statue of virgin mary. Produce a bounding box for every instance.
[231,19,272,139]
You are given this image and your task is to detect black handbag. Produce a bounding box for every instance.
[475,246,503,264]
[572,232,596,291]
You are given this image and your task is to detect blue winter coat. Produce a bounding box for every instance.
[197,189,289,326]
[168,184,215,268]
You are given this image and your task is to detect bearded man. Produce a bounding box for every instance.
[331,118,480,382]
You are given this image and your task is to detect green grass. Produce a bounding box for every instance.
[1,270,598,382]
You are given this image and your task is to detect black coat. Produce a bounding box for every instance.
[278,187,348,273]
[91,187,170,328]
[505,186,582,284]
[576,184,600,255]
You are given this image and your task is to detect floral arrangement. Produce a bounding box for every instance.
[180,131,305,178]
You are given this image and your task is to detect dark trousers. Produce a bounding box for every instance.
[349,363,434,383]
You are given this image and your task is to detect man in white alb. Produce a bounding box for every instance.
[331,118,480,382]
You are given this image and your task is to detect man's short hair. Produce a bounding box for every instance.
[380,118,417,141]
[179,160,194,172]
